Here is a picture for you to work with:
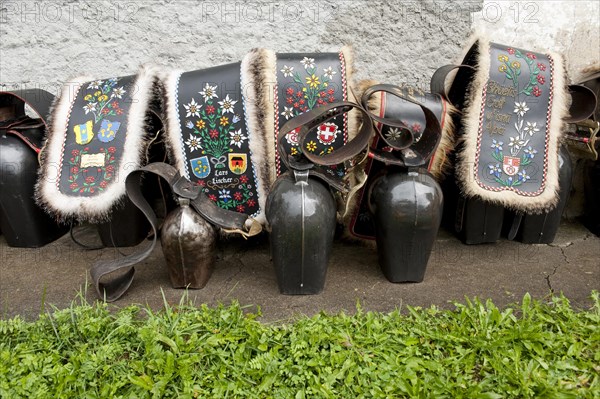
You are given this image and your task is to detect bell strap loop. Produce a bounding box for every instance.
[278,101,374,192]
[90,162,262,302]
[361,84,443,167]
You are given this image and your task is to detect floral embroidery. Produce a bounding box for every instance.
[218,94,237,114]
[183,84,242,167]
[487,99,543,187]
[186,134,202,152]
[67,147,117,194]
[184,98,201,118]
[280,65,294,77]
[82,79,125,123]
[199,83,218,102]
[229,129,247,148]
[497,48,546,98]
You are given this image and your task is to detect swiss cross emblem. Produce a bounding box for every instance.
[503,156,520,176]
[316,122,339,145]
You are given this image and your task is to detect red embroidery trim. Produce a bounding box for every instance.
[56,83,84,190]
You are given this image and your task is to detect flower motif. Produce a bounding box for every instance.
[300,57,315,69]
[532,86,542,97]
[206,105,215,115]
[220,116,229,126]
[286,88,295,96]
[491,139,503,152]
[517,169,530,182]
[526,53,536,60]
[524,146,538,159]
[87,80,103,90]
[281,106,294,120]
[199,83,218,101]
[498,54,509,62]
[411,123,421,133]
[186,135,202,151]
[70,183,78,190]
[507,48,515,55]
[232,115,241,124]
[236,205,245,213]
[511,61,521,69]
[240,175,249,184]
[218,94,237,114]
[280,65,294,77]
[83,102,97,114]
[306,74,320,88]
[386,127,401,141]
[509,136,526,150]
[488,163,502,177]
[322,66,336,80]
[218,190,231,202]
[537,63,546,71]
[99,181,108,189]
[108,147,116,153]
[209,129,219,139]
[498,65,507,73]
[537,75,545,85]
[208,194,217,202]
[85,176,95,184]
[524,121,540,136]
[71,149,80,156]
[185,120,194,129]
[229,129,247,148]
[233,192,243,201]
[98,95,109,103]
[306,141,317,152]
[183,98,201,118]
[112,87,126,99]
[196,120,206,129]
[514,101,529,117]
[247,199,256,207]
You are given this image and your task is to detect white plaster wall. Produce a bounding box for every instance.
[0,0,479,93]
[472,0,600,81]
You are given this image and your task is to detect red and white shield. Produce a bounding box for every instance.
[285,127,300,146]
[317,122,339,145]
[503,156,520,176]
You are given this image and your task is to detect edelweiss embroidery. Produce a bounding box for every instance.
[179,81,259,216]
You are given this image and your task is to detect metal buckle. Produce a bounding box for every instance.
[567,119,599,160]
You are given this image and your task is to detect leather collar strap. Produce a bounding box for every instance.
[0,89,54,156]
[360,84,442,167]
[90,162,261,302]
[278,101,373,192]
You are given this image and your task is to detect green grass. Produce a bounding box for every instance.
[1,292,598,398]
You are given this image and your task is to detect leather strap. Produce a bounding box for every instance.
[90,162,261,302]
[278,101,374,192]
[360,84,442,167]
[0,89,54,157]
[564,84,596,123]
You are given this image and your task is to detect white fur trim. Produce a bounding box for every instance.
[241,49,276,225]
[160,68,188,176]
[36,65,158,221]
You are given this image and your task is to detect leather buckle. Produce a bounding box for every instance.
[172,174,200,199]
